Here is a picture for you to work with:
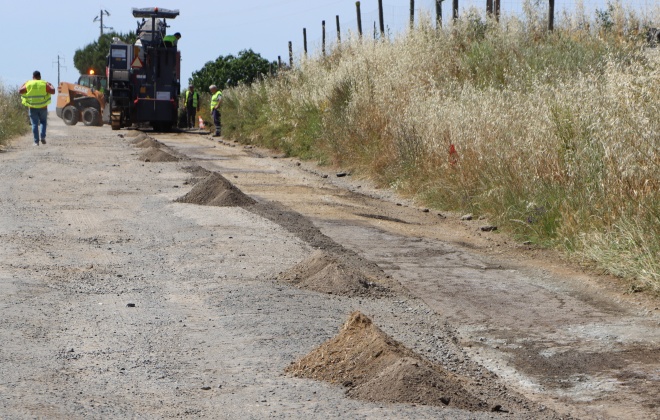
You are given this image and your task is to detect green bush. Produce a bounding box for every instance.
[0,82,29,146]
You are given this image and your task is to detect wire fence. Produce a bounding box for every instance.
[283,0,659,63]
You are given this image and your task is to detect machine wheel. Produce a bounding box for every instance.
[111,112,122,131]
[82,108,101,126]
[61,106,79,126]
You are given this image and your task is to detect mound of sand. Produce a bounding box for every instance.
[131,134,161,149]
[286,311,488,411]
[139,147,180,162]
[182,165,213,179]
[175,172,256,207]
[278,250,391,297]
[181,165,213,186]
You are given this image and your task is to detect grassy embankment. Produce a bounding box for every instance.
[222,6,660,293]
[0,82,29,147]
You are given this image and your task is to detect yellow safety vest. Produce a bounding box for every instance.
[211,91,222,111]
[22,80,51,108]
[163,35,178,46]
[185,90,199,108]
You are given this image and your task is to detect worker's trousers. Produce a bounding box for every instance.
[186,107,197,128]
[212,109,221,135]
[28,107,48,143]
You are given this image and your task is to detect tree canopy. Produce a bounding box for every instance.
[190,49,275,92]
[73,32,136,76]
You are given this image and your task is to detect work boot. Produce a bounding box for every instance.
[41,138,46,145]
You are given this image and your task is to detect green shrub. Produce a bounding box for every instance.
[0,82,29,146]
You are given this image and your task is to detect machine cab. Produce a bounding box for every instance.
[78,72,107,93]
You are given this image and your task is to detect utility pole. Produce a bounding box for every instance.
[93,9,113,37]
[53,54,66,86]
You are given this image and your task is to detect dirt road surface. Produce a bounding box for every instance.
[1,116,658,419]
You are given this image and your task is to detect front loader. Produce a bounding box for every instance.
[56,72,109,126]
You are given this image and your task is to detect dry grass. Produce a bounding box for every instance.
[223,4,660,292]
[0,82,29,146]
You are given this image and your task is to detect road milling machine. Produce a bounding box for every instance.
[56,71,108,126]
[107,7,181,131]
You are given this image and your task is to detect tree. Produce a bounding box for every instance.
[73,32,136,76]
[190,49,275,92]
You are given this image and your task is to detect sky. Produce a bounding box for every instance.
[1,0,656,100]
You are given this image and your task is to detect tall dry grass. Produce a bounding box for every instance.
[0,81,29,146]
[223,3,660,292]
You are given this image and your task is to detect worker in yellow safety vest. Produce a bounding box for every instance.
[163,32,181,47]
[209,84,222,137]
[19,70,56,146]
[184,85,200,129]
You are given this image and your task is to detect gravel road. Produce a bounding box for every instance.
[0,116,658,419]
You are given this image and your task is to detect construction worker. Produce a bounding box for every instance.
[210,84,222,137]
[163,32,181,47]
[19,70,55,146]
[185,84,200,129]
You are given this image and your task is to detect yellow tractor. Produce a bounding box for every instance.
[56,70,108,126]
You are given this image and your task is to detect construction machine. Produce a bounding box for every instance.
[56,71,108,126]
[107,7,181,131]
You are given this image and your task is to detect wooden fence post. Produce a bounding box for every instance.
[410,0,415,29]
[548,0,555,31]
[378,0,385,38]
[487,0,493,16]
[356,1,362,38]
[495,0,500,21]
[322,20,326,56]
[336,15,341,43]
[278,56,282,69]
[453,0,458,20]
[436,0,442,28]
[303,28,308,56]
[288,41,293,67]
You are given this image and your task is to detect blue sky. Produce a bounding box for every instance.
[1,0,655,94]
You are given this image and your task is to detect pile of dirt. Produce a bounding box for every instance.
[123,130,143,138]
[286,312,489,411]
[130,133,160,148]
[175,172,256,207]
[181,165,213,186]
[139,147,180,162]
[182,165,213,179]
[125,133,180,162]
[278,250,392,297]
